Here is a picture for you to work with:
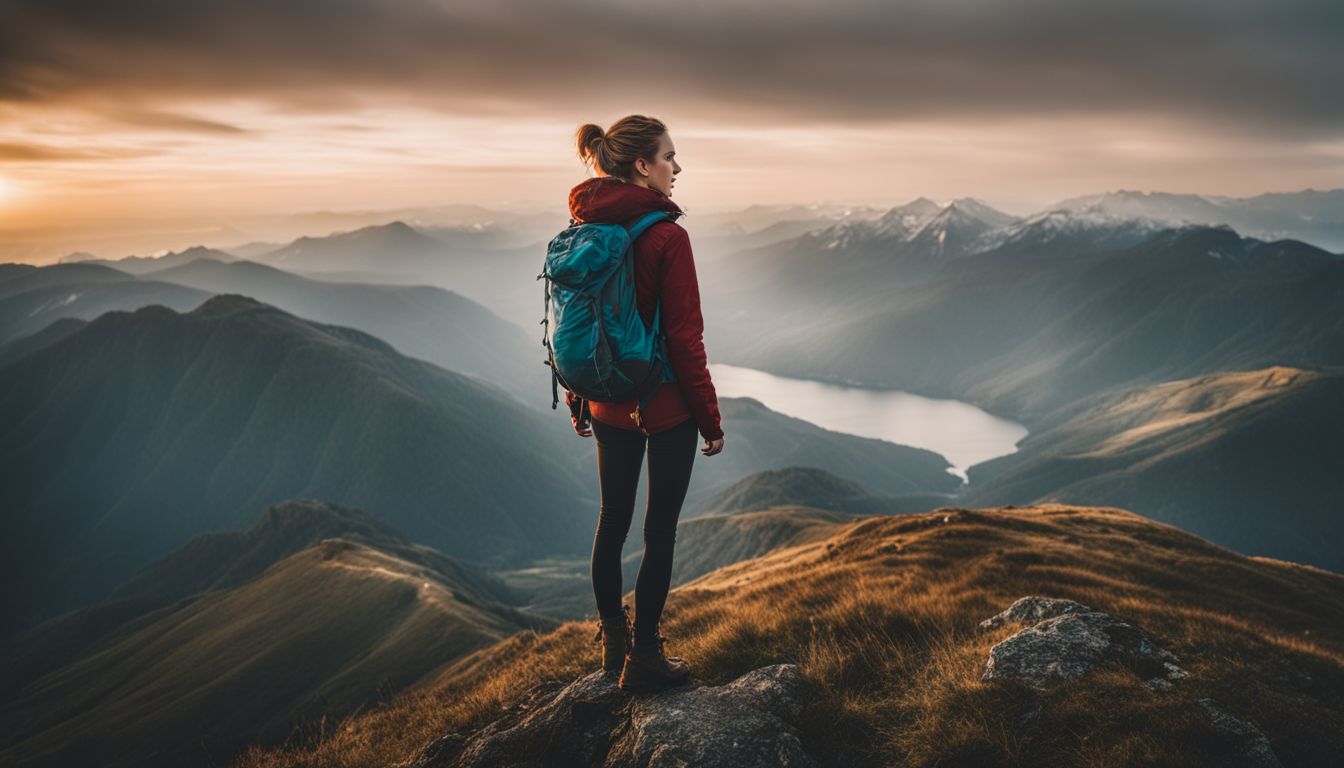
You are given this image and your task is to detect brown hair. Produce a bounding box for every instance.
[575,115,667,181]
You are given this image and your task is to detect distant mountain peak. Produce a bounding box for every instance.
[959,207,1171,258]
[894,197,942,216]
[855,198,942,242]
[699,466,879,517]
[945,198,1017,228]
[907,203,1000,255]
[256,498,397,536]
[145,245,239,264]
[263,219,444,269]
[343,220,433,242]
[192,293,271,316]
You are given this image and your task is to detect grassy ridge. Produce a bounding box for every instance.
[1,538,554,768]
[238,504,1344,767]
[966,366,1344,571]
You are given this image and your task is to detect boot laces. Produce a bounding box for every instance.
[593,604,633,645]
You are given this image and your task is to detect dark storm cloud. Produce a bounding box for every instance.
[1,0,1340,138]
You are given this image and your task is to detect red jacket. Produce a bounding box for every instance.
[564,176,724,442]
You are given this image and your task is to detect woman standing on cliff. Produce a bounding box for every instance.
[566,115,725,693]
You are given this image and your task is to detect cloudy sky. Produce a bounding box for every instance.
[1,0,1340,243]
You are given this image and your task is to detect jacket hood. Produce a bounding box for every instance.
[568,176,684,224]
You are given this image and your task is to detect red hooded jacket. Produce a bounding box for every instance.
[564,176,724,442]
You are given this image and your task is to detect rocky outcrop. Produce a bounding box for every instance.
[978,595,1094,632]
[401,664,817,768]
[979,596,1187,691]
[1196,698,1283,768]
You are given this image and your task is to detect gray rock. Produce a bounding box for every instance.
[1197,698,1283,767]
[613,665,816,767]
[400,664,816,768]
[981,599,1186,690]
[978,595,1094,632]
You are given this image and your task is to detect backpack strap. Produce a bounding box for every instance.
[623,210,672,241]
[621,210,677,432]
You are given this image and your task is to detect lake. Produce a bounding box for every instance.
[708,362,1028,484]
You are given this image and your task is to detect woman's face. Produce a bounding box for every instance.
[635,132,681,198]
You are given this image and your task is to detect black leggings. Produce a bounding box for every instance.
[590,415,699,645]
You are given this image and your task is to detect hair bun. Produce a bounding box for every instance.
[575,115,665,178]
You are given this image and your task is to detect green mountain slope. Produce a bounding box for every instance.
[709,225,1344,424]
[0,262,210,346]
[965,365,1344,571]
[141,257,543,400]
[0,295,591,631]
[0,529,553,768]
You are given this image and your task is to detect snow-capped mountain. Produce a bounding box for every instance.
[814,197,1014,253]
[1050,188,1344,251]
[944,197,1018,228]
[904,201,1009,260]
[970,208,1168,257]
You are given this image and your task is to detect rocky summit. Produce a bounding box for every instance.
[400,664,816,768]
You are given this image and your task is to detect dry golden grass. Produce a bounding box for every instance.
[237,504,1344,767]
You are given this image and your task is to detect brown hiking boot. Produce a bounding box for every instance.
[618,629,691,692]
[591,604,633,673]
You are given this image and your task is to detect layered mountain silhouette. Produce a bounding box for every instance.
[261,220,449,274]
[0,262,210,346]
[695,466,953,517]
[621,504,855,591]
[0,295,591,631]
[64,245,240,274]
[205,220,555,342]
[7,188,1344,768]
[711,223,1344,424]
[241,503,1344,768]
[139,255,543,400]
[0,501,552,768]
[1054,188,1344,251]
[3,256,547,401]
[0,317,86,367]
[965,365,1344,571]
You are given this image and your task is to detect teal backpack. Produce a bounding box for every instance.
[538,210,679,424]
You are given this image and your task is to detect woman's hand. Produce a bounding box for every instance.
[701,436,724,456]
[572,415,593,438]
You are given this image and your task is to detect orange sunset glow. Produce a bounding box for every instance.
[1,0,1340,263]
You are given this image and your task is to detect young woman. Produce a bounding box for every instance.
[566,115,725,692]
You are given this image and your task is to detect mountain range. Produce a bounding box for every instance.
[1054,188,1344,251]
[138,255,544,400]
[0,294,592,631]
[5,186,1344,766]
[0,500,551,768]
[708,222,1344,425]
[0,262,210,347]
